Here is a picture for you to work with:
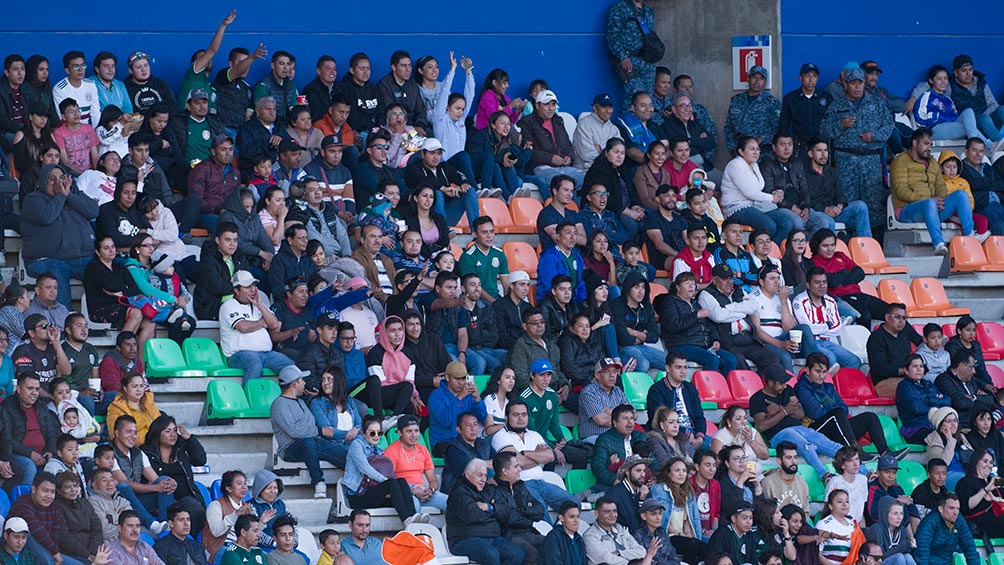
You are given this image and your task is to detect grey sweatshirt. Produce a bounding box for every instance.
[270,395,318,454]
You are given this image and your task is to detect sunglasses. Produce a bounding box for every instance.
[34,323,50,331]
[368,430,384,438]
[370,143,391,150]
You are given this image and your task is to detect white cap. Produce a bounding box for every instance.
[4,517,28,533]
[422,138,444,152]
[535,90,558,104]
[509,270,530,283]
[230,270,259,288]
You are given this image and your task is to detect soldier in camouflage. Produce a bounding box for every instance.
[819,67,894,231]
[607,0,659,111]
[724,65,781,154]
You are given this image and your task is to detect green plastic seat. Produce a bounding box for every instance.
[571,425,579,440]
[799,463,825,503]
[147,339,207,377]
[263,368,278,377]
[878,414,925,452]
[565,469,597,494]
[422,429,444,467]
[182,338,242,377]
[206,380,251,420]
[474,374,491,395]
[956,554,986,565]
[385,427,401,445]
[897,460,926,494]
[621,372,654,410]
[244,380,281,418]
[550,425,573,444]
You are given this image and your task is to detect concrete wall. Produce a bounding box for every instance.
[650,0,782,169]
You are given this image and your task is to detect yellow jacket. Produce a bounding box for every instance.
[106,391,161,445]
[890,151,947,209]
[939,150,975,208]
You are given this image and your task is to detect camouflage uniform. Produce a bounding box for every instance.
[607,0,658,110]
[819,92,894,226]
[724,91,781,153]
[693,101,718,162]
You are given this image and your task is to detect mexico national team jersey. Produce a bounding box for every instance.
[749,288,788,338]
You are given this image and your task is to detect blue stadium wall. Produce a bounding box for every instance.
[3,1,620,116]
[780,0,1004,101]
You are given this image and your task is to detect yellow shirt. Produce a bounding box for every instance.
[106,391,161,444]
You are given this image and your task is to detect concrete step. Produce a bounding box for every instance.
[157,401,205,428]
[883,228,960,257]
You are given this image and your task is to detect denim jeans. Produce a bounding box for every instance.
[933,108,991,146]
[981,198,1004,235]
[27,536,87,565]
[281,437,348,485]
[418,489,449,511]
[761,324,818,373]
[473,152,522,198]
[727,206,795,245]
[448,151,481,190]
[885,554,918,565]
[26,256,91,309]
[532,165,586,189]
[975,106,1004,142]
[817,339,863,369]
[775,207,806,233]
[897,190,975,245]
[674,344,738,374]
[443,342,461,363]
[466,348,508,374]
[524,478,579,523]
[117,476,170,527]
[770,426,843,477]
[620,344,666,373]
[197,214,219,235]
[11,455,36,487]
[227,350,295,383]
[598,325,620,359]
[827,201,874,238]
[434,185,479,226]
[451,536,526,565]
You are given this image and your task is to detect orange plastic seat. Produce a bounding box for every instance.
[502,241,538,278]
[983,236,1004,266]
[877,279,936,317]
[849,237,908,274]
[189,228,210,237]
[528,284,537,306]
[949,236,1004,272]
[455,213,469,234]
[909,277,970,317]
[450,242,463,259]
[977,322,1004,361]
[477,199,517,233]
[542,197,578,212]
[640,245,670,278]
[858,279,879,298]
[508,198,543,234]
[727,370,763,408]
[988,364,1004,389]
[835,239,851,257]
[834,368,894,405]
[693,371,735,408]
[648,282,669,301]
[745,242,782,259]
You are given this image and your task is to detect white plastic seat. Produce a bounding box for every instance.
[406,523,470,564]
[839,323,871,365]
[886,195,952,231]
[80,293,112,331]
[558,111,577,141]
[16,253,36,286]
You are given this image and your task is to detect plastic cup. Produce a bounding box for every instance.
[88,378,101,392]
[789,329,803,344]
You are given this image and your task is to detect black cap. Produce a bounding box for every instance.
[321,134,343,148]
[762,364,789,383]
[28,101,49,116]
[397,415,420,430]
[211,133,233,148]
[655,184,678,196]
[592,93,614,107]
[316,312,340,328]
[729,500,754,515]
[757,263,780,280]
[799,63,820,75]
[22,313,47,340]
[278,139,302,153]
[860,60,883,74]
[711,264,733,279]
[954,54,974,70]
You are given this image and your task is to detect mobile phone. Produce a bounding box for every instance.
[466,375,475,386]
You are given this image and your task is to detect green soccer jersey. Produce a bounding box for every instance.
[520,385,563,445]
[458,244,509,299]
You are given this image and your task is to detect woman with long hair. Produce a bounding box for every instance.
[475,68,524,130]
[581,275,619,359]
[711,406,770,474]
[404,182,450,257]
[123,233,191,343]
[634,140,671,210]
[945,315,997,392]
[256,185,288,253]
[896,353,952,445]
[308,365,362,468]
[752,497,797,562]
[780,229,809,295]
[956,447,1004,537]
[82,237,152,341]
[141,414,208,533]
[482,365,515,436]
[720,135,794,245]
[25,55,57,126]
[583,230,618,286]
[649,456,708,564]
[648,406,696,469]
[584,138,645,235]
[815,489,855,563]
[106,373,161,445]
[203,469,252,561]
[966,409,1004,472]
[76,151,120,205]
[467,110,530,199]
[11,101,56,174]
[782,504,828,565]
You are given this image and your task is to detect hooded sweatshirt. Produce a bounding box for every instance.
[218,189,274,262]
[609,270,659,347]
[365,316,418,397]
[250,469,288,548]
[865,497,914,558]
[20,164,99,261]
[340,73,380,133]
[939,151,976,208]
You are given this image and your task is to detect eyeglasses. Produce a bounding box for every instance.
[527,320,545,326]
[368,430,384,438]
[70,64,86,70]
[730,455,749,462]
[339,336,357,342]
[589,191,609,198]
[64,109,81,115]
[791,238,807,243]
[388,112,406,118]
[943,416,959,423]
[370,144,390,151]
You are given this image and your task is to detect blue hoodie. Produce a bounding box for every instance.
[427,380,487,447]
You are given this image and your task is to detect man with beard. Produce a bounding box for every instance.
[644,184,688,274]
[605,454,653,531]
[760,440,810,511]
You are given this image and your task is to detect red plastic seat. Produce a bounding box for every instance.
[942,323,956,339]
[877,279,936,317]
[987,364,1004,389]
[910,277,970,317]
[693,371,735,408]
[727,370,763,409]
[834,368,894,406]
[977,322,1004,361]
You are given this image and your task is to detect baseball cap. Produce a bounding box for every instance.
[592,93,614,107]
[877,455,899,471]
[861,60,883,74]
[422,138,444,152]
[846,67,866,82]
[748,65,768,79]
[187,89,209,102]
[655,184,678,196]
[799,63,819,75]
[284,276,307,294]
[278,365,310,385]
[3,517,29,533]
[594,358,623,372]
[151,249,175,275]
[535,90,558,105]
[757,263,780,280]
[530,359,554,375]
[347,277,369,291]
[278,139,302,154]
[841,61,861,72]
[509,270,530,284]
[954,54,974,70]
[211,133,233,148]
[230,270,259,289]
[639,498,667,513]
[23,313,48,338]
[711,264,734,279]
[445,361,468,379]
[397,415,420,430]
[316,312,340,328]
[729,500,754,515]
[321,134,343,148]
[127,51,152,68]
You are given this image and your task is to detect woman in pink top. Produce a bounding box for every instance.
[475,69,526,130]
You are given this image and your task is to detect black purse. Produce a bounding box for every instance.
[632,4,665,63]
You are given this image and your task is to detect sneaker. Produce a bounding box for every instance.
[975,231,992,244]
[934,243,949,256]
[381,415,401,432]
[891,446,911,460]
[167,308,184,324]
[859,451,878,463]
[842,316,855,327]
[149,521,168,536]
[476,188,491,198]
[488,187,503,199]
[314,482,327,499]
[180,319,193,332]
[414,513,431,523]
[515,187,531,198]
[827,363,841,377]
[403,515,417,528]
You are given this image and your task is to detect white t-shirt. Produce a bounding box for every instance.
[712,426,766,475]
[340,306,378,350]
[824,473,868,522]
[491,427,548,481]
[110,451,151,472]
[53,77,101,127]
[749,288,789,338]
[219,298,273,357]
[483,393,507,428]
[816,514,855,562]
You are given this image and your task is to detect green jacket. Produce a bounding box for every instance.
[590,428,649,487]
[0,550,33,565]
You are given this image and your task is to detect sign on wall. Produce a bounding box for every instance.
[732,35,772,90]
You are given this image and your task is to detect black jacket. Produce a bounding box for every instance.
[403,334,453,398]
[963,159,1004,211]
[441,435,492,495]
[610,271,658,347]
[466,298,501,350]
[540,527,587,565]
[541,295,578,343]
[404,211,450,257]
[760,151,811,210]
[403,155,468,193]
[804,160,848,210]
[661,113,716,159]
[236,114,278,179]
[95,201,151,249]
[490,479,546,535]
[521,112,574,168]
[141,435,208,508]
[218,189,273,265]
[296,340,345,393]
[340,74,380,133]
[583,155,633,214]
[55,496,102,560]
[0,395,59,458]
[655,293,717,349]
[935,370,995,429]
[194,239,249,320]
[267,241,317,300]
[376,73,430,132]
[153,532,210,565]
[124,75,179,115]
[558,331,604,389]
[304,77,337,122]
[0,81,40,136]
[168,110,225,163]
[607,481,644,531]
[446,476,502,545]
[492,293,530,350]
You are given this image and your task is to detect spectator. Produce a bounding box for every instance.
[966,409,1004,471]
[490,450,546,563]
[299,178,352,258]
[759,133,816,235]
[220,270,294,382]
[657,272,736,373]
[393,311,446,401]
[791,267,862,370]
[203,469,251,562]
[706,499,757,565]
[95,176,149,254]
[611,271,663,371]
[538,175,587,251]
[710,406,770,474]
[12,311,71,390]
[475,68,524,132]
[606,454,655,532]
[53,98,98,175]
[591,403,648,489]
[824,445,871,521]
[946,316,997,393]
[912,459,949,519]
[479,367,514,435]
[457,217,509,301]
[537,221,587,304]
[2,370,60,485]
[303,133,353,203]
[20,164,98,308]
[815,489,856,562]
[760,441,810,513]
[122,51,177,115]
[644,184,688,273]
[926,406,971,490]
[11,101,56,178]
[351,224,397,304]
[712,220,759,294]
[458,274,507,373]
[441,411,491,495]
[648,457,708,561]
[574,93,619,170]
[819,66,893,229]
[720,135,793,245]
[8,471,84,565]
[492,270,531,350]
[673,222,715,290]
[366,314,424,420]
[107,417,170,535]
[559,312,606,393]
[914,66,990,146]
[578,357,632,442]
[938,151,993,240]
[584,148,644,243]
[540,501,587,564]
[443,458,524,565]
[236,97,281,181]
[267,224,317,300]
[374,50,428,135]
[53,469,102,563]
[140,104,187,192]
[219,515,266,565]
[715,444,763,518]
[752,498,797,563]
[284,106,322,165]
[189,134,240,229]
[803,137,874,238]
[898,354,952,445]
[540,274,578,342]
[264,514,300,565]
[960,138,1004,235]
[936,350,995,430]
[505,305,563,391]
[913,492,980,565]
[752,264,822,372]
[153,502,208,565]
[648,399,697,469]
[615,93,662,168]
[142,414,207,534]
[218,189,274,280]
[520,90,585,188]
[468,109,531,199]
[583,496,652,565]
[428,361,487,455]
[89,467,132,542]
[59,312,98,411]
[253,51,297,124]
[353,129,398,208]
[867,302,924,395]
[778,63,832,151]
[383,414,445,513]
[662,94,716,170]
[310,364,365,466]
[106,372,160,445]
[953,447,1004,538]
[810,229,888,328]
[698,264,781,372]
[403,137,477,226]
[171,88,224,167]
[403,183,450,259]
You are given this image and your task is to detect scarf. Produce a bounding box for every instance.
[376,315,412,383]
[675,249,713,283]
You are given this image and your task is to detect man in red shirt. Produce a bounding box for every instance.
[690,448,720,541]
[0,373,59,489]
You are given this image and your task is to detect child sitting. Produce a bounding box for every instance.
[318,529,350,565]
[148,250,196,340]
[940,150,990,242]
[672,224,716,288]
[248,155,277,199]
[916,323,950,382]
[92,444,117,471]
[681,188,721,251]
[95,104,142,158]
[616,240,655,283]
[689,168,723,225]
[58,402,100,459]
[43,434,87,490]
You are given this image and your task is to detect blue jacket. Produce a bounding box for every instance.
[536,245,587,304]
[793,375,847,421]
[914,510,980,565]
[646,378,706,438]
[427,380,487,447]
[235,114,278,178]
[267,241,318,299]
[650,485,707,541]
[342,437,386,495]
[309,396,362,442]
[896,378,951,430]
[343,347,367,389]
